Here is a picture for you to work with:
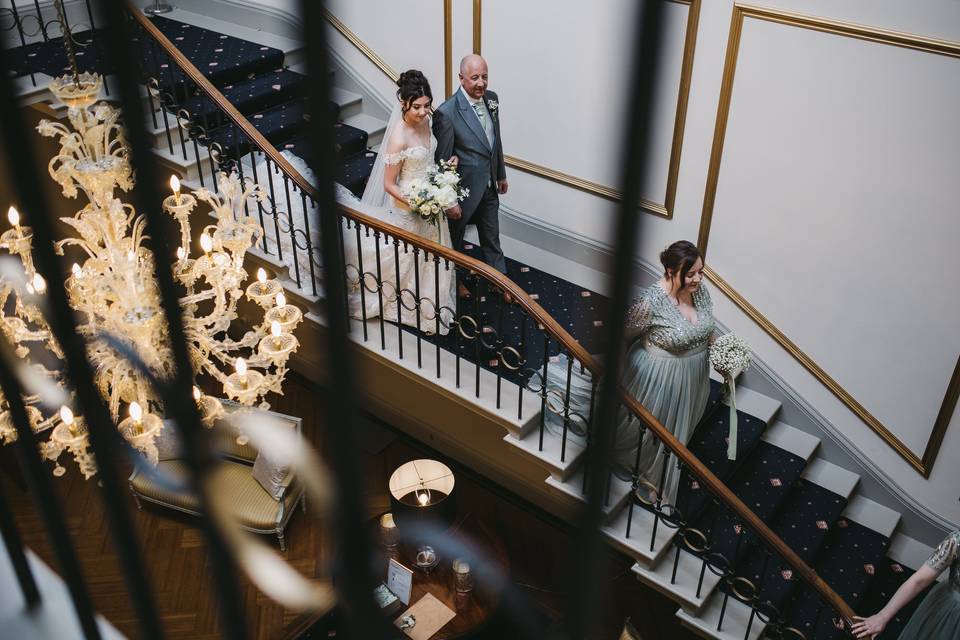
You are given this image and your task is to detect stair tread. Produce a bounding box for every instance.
[631,548,722,613]
[342,112,388,135]
[801,457,860,500]
[602,503,679,566]
[760,420,819,461]
[726,387,780,425]
[677,590,765,640]
[544,467,631,516]
[841,495,901,540]
[503,427,585,479]
[179,69,305,123]
[207,99,309,151]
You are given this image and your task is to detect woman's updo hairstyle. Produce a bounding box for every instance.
[660,240,702,287]
[396,70,432,114]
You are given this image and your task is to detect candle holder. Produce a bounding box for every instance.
[224,369,266,406]
[452,558,473,594]
[246,277,282,307]
[259,331,298,363]
[379,512,399,551]
[118,410,163,465]
[265,303,303,333]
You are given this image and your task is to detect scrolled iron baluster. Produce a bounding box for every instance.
[538,335,549,451]
[517,313,528,420]
[281,174,300,286]
[373,230,386,350]
[247,149,266,231]
[264,157,282,257]
[412,246,422,368]
[560,352,574,462]
[392,237,403,359]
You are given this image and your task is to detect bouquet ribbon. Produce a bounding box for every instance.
[726,373,738,461]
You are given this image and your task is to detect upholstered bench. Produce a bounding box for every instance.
[129,406,304,551]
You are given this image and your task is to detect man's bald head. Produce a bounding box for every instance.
[459,54,489,99]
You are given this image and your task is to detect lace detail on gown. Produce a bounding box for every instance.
[340,134,457,334]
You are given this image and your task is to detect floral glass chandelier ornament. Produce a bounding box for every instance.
[0,73,302,478]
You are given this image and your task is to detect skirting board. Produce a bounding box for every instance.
[158,0,953,546]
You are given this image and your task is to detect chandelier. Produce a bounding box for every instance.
[0,73,302,479]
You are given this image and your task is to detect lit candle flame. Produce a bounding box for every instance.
[193,386,202,401]
[257,268,267,284]
[235,357,247,377]
[276,292,286,308]
[32,273,46,294]
[129,401,142,423]
[199,233,213,254]
[170,175,181,204]
[176,247,186,261]
[7,206,20,228]
[59,405,74,425]
[270,320,282,338]
[71,263,82,278]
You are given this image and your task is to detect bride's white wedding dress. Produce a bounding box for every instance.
[340,131,457,334]
[250,114,456,335]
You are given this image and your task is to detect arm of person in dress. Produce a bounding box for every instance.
[624,296,652,342]
[382,131,408,204]
[431,109,462,219]
[851,534,957,638]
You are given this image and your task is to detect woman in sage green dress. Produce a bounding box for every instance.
[852,530,960,639]
[615,241,715,502]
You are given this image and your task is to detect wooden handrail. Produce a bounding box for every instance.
[125,2,855,624]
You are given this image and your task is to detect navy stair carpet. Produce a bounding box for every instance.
[3,16,375,198]
[6,15,915,639]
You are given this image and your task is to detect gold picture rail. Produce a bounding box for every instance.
[698,3,960,477]
[325,1,700,219]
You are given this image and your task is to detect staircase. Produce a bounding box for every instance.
[6,10,942,640]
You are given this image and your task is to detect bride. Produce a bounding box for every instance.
[338,69,458,334]
[258,70,458,335]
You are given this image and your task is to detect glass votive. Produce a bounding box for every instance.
[379,512,398,550]
[452,558,473,594]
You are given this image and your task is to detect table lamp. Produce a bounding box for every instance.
[388,459,456,572]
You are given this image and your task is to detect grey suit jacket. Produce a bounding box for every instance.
[433,89,506,218]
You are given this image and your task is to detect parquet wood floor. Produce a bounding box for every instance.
[3,374,695,639]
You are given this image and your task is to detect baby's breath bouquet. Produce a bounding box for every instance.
[709,333,752,461]
[402,159,469,238]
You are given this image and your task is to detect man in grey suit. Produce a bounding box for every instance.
[434,54,508,297]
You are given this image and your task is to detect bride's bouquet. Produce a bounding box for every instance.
[402,159,469,236]
[709,333,753,461]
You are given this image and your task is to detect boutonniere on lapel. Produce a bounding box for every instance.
[486,99,499,120]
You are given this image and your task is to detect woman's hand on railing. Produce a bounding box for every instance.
[851,613,887,638]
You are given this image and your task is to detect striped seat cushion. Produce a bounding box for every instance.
[132,460,297,530]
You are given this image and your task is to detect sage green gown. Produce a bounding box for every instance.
[616,282,715,500]
[898,530,960,639]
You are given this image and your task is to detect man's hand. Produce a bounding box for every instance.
[497,179,509,194]
[446,204,462,220]
[448,155,459,168]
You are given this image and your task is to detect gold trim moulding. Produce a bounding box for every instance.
[698,4,960,476]
[444,0,453,98]
[323,9,399,82]
[473,0,482,54]
[504,154,668,216]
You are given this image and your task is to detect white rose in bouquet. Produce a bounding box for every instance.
[401,159,470,238]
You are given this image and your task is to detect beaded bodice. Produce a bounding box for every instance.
[625,282,716,353]
[383,135,437,189]
[927,530,960,590]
